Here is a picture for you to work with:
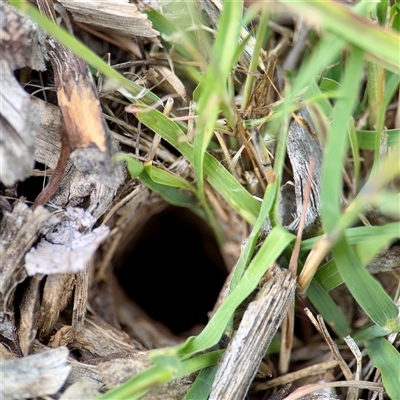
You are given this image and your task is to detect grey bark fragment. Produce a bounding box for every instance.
[25,207,109,276]
[0,346,71,400]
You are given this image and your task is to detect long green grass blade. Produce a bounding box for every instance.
[307,279,351,338]
[332,236,398,330]
[301,223,400,252]
[183,366,218,400]
[314,260,342,292]
[356,129,400,149]
[177,226,295,359]
[367,338,400,399]
[229,181,279,292]
[139,169,197,209]
[321,46,365,232]
[193,0,243,201]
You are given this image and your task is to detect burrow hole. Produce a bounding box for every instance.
[114,206,228,335]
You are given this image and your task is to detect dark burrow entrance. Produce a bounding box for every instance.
[114,206,228,335]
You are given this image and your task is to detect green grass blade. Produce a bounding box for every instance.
[367,338,400,399]
[321,46,365,232]
[139,169,198,209]
[289,35,345,106]
[332,236,398,330]
[193,0,243,201]
[183,366,218,400]
[307,279,351,338]
[114,153,143,178]
[131,105,260,224]
[352,323,391,342]
[177,226,295,359]
[314,259,342,293]
[348,118,361,193]
[356,129,400,149]
[229,181,279,292]
[281,0,400,74]
[301,223,400,252]
[144,163,197,192]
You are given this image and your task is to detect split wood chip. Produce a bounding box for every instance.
[49,314,142,359]
[0,346,71,399]
[282,109,323,234]
[36,274,76,340]
[25,208,109,276]
[0,342,16,360]
[58,0,160,43]
[0,200,50,313]
[209,264,296,400]
[30,96,62,170]
[17,275,43,356]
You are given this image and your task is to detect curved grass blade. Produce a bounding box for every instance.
[320,46,365,232]
[301,223,400,252]
[114,153,143,178]
[307,279,351,338]
[144,162,197,193]
[367,338,400,399]
[133,105,261,224]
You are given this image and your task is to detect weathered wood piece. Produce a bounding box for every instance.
[25,208,109,276]
[33,0,122,207]
[0,2,47,186]
[30,96,121,219]
[262,109,323,238]
[59,378,100,400]
[48,313,142,358]
[283,109,323,234]
[17,275,43,356]
[0,346,71,399]
[58,0,160,42]
[0,201,49,312]
[0,60,38,187]
[209,265,296,400]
